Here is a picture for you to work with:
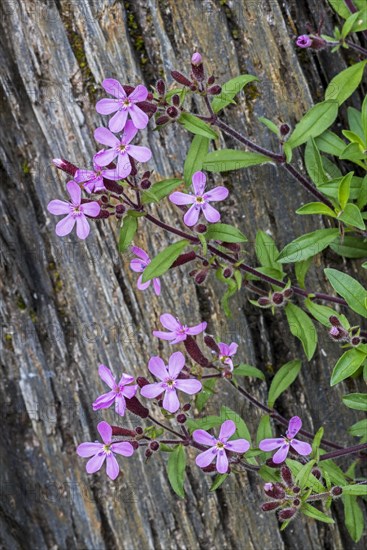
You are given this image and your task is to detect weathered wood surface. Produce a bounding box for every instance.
[0,0,366,548]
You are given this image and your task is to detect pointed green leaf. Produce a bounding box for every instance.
[142,239,189,282]
[278,229,340,263]
[285,303,317,360]
[325,62,367,106]
[325,268,367,318]
[287,100,339,149]
[330,236,367,258]
[330,348,367,386]
[301,503,334,524]
[118,215,138,253]
[178,112,218,139]
[338,203,365,230]
[296,202,336,217]
[203,150,271,172]
[167,444,186,498]
[342,495,364,542]
[342,393,367,411]
[205,223,247,243]
[234,364,265,380]
[210,473,229,491]
[211,74,259,113]
[267,359,301,407]
[141,178,183,204]
[184,135,209,186]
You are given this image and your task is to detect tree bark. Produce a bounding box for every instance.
[0,0,365,549]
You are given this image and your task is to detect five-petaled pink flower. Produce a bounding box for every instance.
[193,420,250,473]
[74,158,121,192]
[92,364,138,416]
[77,421,134,480]
[216,342,238,371]
[94,120,152,179]
[140,351,202,413]
[296,35,312,48]
[96,79,149,132]
[153,313,207,344]
[47,180,101,239]
[259,416,312,464]
[129,246,161,295]
[169,171,228,226]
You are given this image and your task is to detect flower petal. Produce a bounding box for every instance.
[137,273,151,291]
[92,391,116,411]
[160,314,181,331]
[225,439,250,453]
[168,351,185,378]
[183,204,200,227]
[75,169,96,183]
[187,322,207,335]
[82,202,101,217]
[119,373,135,386]
[55,214,75,237]
[202,203,221,223]
[129,85,148,103]
[193,430,217,446]
[97,421,112,445]
[204,186,229,202]
[258,438,284,452]
[47,200,70,215]
[93,148,117,167]
[76,215,90,240]
[219,420,236,442]
[131,246,150,262]
[77,442,103,457]
[130,259,146,273]
[129,104,149,129]
[290,439,312,457]
[128,145,152,163]
[170,334,187,345]
[109,109,128,133]
[217,343,230,356]
[169,191,195,205]
[116,154,132,178]
[121,384,137,399]
[152,330,176,341]
[106,453,120,480]
[86,452,106,474]
[66,180,81,205]
[195,447,217,468]
[216,450,229,474]
[148,356,168,380]
[192,171,206,195]
[272,443,290,464]
[96,98,119,115]
[228,343,238,356]
[153,278,161,296]
[122,120,138,144]
[175,378,202,395]
[140,382,165,399]
[94,127,120,147]
[114,395,127,416]
[98,364,116,389]
[162,389,180,413]
[111,441,134,457]
[287,416,302,439]
[102,78,126,99]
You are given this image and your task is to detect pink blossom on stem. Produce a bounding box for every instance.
[170,171,228,226]
[47,180,100,240]
[193,420,250,474]
[216,342,238,371]
[94,121,152,179]
[153,313,207,344]
[77,421,134,480]
[74,158,121,192]
[92,364,138,416]
[140,352,202,413]
[259,416,312,464]
[96,79,149,132]
[296,35,312,48]
[129,246,161,295]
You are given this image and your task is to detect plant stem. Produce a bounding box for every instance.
[148,414,185,439]
[319,443,367,461]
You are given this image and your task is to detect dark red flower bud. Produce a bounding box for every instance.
[103,178,124,194]
[281,465,293,487]
[125,396,149,419]
[223,267,233,279]
[222,242,241,253]
[310,35,327,50]
[131,440,140,450]
[176,413,187,424]
[100,195,109,204]
[95,209,111,219]
[150,441,160,451]
[191,52,202,65]
[140,179,151,190]
[52,158,78,176]
[204,335,220,355]
[278,507,297,521]
[207,75,215,85]
[157,399,163,408]
[331,486,343,497]
[147,92,154,101]
[136,101,157,117]
[190,84,198,92]
[182,403,191,412]
[156,115,170,125]
[195,223,207,233]
[123,85,135,95]
[264,483,286,500]
[351,336,361,347]
[172,94,180,107]
[311,467,322,480]
[280,124,291,137]
[194,270,208,285]
[293,498,301,507]
[258,297,271,307]
[167,106,179,119]
[272,292,284,305]
[266,458,279,468]
[292,486,301,494]
[207,85,221,95]
[171,71,192,87]
[135,426,143,435]
[156,79,166,96]
[283,288,293,299]
[115,204,126,214]
[111,426,136,437]
[184,335,210,367]
[191,52,204,81]
[329,315,341,327]
[145,449,153,459]
[261,501,282,512]
[142,171,151,179]
[137,377,149,388]
[171,251,197,268]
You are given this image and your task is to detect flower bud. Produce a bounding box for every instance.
[176,413,187,424]
[272,292,284,305]
[310,35,327,50]
[202,463,217,472]
[222,267,233,279]
[190,84,198,92]
[182,403,191,412]
[150,441,160,451]
[146,92,154,101]
[171,71,192,87]
[135,426,143,435]
[52,158,78,176]
[194,270,208,285]
[278,507,297,521]
[265,458,279,468]
[137,376,149,388]
[156,79,166,96]
[207,75,215,85]
[258,297,271,307]
[184,335,210,367]
[261,501,282,512]
[170,251,197,268]
[280,124,291,137]
[195,223,207,233]
[281,465,293,487]
[111,426,136,437]
[145,449,153,459]
[156,115,170,126]
[140,179,151,190]
[264,483,286,500]
[331,486,343,497]
[115,204,126,214]
[131,440,139,450]
[296,35,312,48]
[351,336,361,347]
[191,52,202,65]
[172,94,180,107]
[191,53,204,81]
[292,486,301,494]
[96,209,111,219]
[329,315,341,326]
[125,396,149,419]
[167,106,179,119]
[283,288,293,299]
[136,101,157,117]
[311,467,322,480]
[103,178,124,194]
[207,85,221,95]
[204,335,220,355]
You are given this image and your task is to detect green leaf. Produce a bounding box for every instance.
[330,348,367,386]
[330,236,367,258]
[178,112,218,139]
[295,459,317,489]
[258,116,280,136]
[362,94,367,141]
[295,258,313,289]
[342,484,367,496]
[141,178,183,204]
[342,495,364,543]
[167,444,186,498]
[205,223,247,243]
[357,174,367,209]
[347,107,365,142]
[304,298,346,328]
[255,231,284,276]
[348,418,367,438]
[325,62,367,106]
[305,137,327,186]
[211,74,259,113]
[325,268,367,318]
[286,459,326,493]
[338,172,353,210]
[259,465,281,483]
[220,406,251,442]
[296,202,336,217]
[339,142,367,162]
[285,303,317,360]
[203,150,271,172]
[287,100,339,149]
[183,135,209,186]
[320,459,347,487]
[315,130,346,156]
[234,363,265,381]
[118,215,138,253]
[210,473,229,491]
[342,393,367,411]
[350,8,367,33]
[301,503,334,524]
[196,378,217,412]
[327,0,350,18]
[312,427,324,458]
[186,415,222,434]
[338,203,365,230]
[277,229,340,263]
[142,240,189,282]
[256,415,273,445]
[267,359,301,407]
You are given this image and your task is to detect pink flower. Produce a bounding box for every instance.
[129,246,161,295]
[259,416,312,464]
[77,421,134,480]
[169,171,228,226]
[296,35,312,48]
[216,342,238,371]
[94,121,152,179]
[74,158,122,192]
[96,79,149,132]
[193,420,250,474]
[92,364,138,416]
[153,313,207,344]
[47,180,100,239]
[140,351,202,413]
